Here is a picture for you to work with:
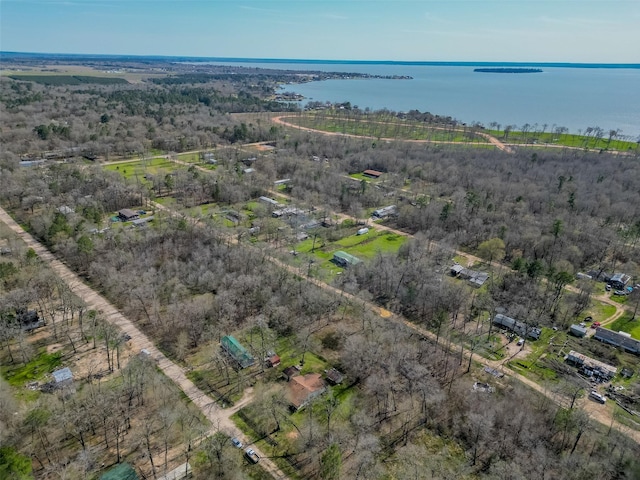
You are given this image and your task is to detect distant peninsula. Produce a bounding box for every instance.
[474,68,543,74]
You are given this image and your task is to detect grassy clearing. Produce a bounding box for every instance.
[1,351,62,387]
[585,301,617,323]
[288,113,489,144]
[104,158,185,181]
[292,228,406,281]
[486,129,638,152]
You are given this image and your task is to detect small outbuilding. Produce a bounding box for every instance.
[52,367,73,386]
[570,324,588,338]
[325,368,344,385]
[266,354,281,368]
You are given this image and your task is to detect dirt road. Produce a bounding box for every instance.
[0,206,288,480]
[271,115,514,153]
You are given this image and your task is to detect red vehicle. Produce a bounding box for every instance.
[591,322,601,329]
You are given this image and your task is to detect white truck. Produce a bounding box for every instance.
[245,448,260,464]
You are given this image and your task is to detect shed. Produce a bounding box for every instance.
[266,354,281,368]
[325,368,344,385]
[570,324,588,338]
[363,169,383,178]
[451,264,465,276]
[221,335,255,368]
[283,365,301,381]
[52,367,73,384]
[333,251,362,268]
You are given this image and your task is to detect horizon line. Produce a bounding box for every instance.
[1,51,639,69]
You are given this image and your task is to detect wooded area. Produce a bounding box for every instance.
[1,58,639,480]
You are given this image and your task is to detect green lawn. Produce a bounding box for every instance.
[291,228,406,281]
[1,351,62,387]
[584,301,617,323]
[104,157,185,181]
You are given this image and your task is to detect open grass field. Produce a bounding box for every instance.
[7,74,128,85]
[104,157,185,181]
[486,129,638,152]
[585,301,617,324]
[290,227,407,281]
[279,111,638,153]
[286,113,489,143]
[1,350,62,387]
[1,64,166,83]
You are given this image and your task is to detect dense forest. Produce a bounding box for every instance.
[1,59,640,480]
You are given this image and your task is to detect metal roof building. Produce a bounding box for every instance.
[52,367,73,384]
[594,327,640,354]
[333,251,362,267]
[221,336,255,368]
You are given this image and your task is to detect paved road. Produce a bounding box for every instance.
[0,206,288,480]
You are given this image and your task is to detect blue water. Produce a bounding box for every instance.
[210,61,640,136]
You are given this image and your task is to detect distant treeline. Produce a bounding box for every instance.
[8,75,129,85]
[473,68,543,73]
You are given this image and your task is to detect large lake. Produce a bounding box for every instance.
[211,61,640,137]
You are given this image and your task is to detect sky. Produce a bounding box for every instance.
[1,0,639,63]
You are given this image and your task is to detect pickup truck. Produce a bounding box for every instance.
[245,448,260,464]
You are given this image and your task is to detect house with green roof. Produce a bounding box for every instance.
[332,250,362,268]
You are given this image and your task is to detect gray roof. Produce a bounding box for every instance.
[52,367,73,383]
[594,327,640,354]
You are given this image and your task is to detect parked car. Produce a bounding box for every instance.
[231,438,243,449]
[245,448,260,464]
[591,322,601,329]
[589,391,606,404]
[614,290,628,296]
[605,284,612,291]
[517,338,525,346]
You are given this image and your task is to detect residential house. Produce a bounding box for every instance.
[451,264,489,287]
[493,314,542,340]
[287,373,326,411]
[594,328,640,354]
[118,209,139,222]
[608,273,631,290]
[372,205,397,219]
[333,251,362,268]
[565,350,617,380]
